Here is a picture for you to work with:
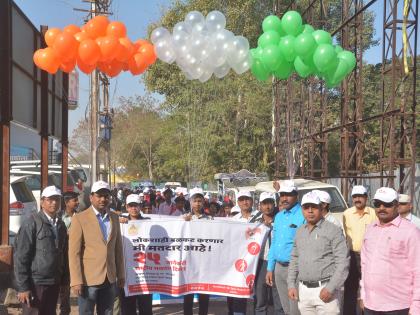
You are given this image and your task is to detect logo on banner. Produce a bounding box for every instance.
[246,274,255,288]
[128,224,139,236]
[235,259,248,272]
[247,242,261,255]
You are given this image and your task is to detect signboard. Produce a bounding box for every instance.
[68,70,79,110]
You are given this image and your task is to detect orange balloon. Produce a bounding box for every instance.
[60,59,76,73]
[44,28,61,47]
[33,48,60,74]
[85,15,109,38]
[77,58,96,74]
[106,21,127,38]
[99,59,123,77]
[128,53,148,75]
[138,43,157,66]
[115,37,134,62]
[63,24,81,36]
[122,62,129,71]
[97,36,119,62]
[53,32,79,61]
[78,39,101,65]
[74,31,90,42]
[133,39,149,51]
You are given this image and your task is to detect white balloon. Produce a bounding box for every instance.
[173,22,192,35]
[155,39,176,64]
[185,11,205,27]
[190,34,208,59]
[206,10,226,32]
[198,68,213,82]
[227,36,250,65]
[183,71,194,80]
[191,22,208,36]
[213,62,230,78]
[151,27,171,44]
[206,46,227,67]
[172,31,189,45]
[188,64,205,79]
[211,29,234,45]
[231,53,252,74]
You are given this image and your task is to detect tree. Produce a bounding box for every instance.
[69,119,90,164]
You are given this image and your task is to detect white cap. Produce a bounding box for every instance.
[279,180,297,193]
[398,194,411,203]
[373,187,398,203]
[351,185,367,196]
[301,191,321,206]
[237,190,252,199]
[143,187,150,193]
[139,193,144,197]
[126,194,141,204]
[313,190,331,204]
[41,185,62,198]
[91,180,110,193]
[204,193,210,199]
[259,192,275,202]
[189,187,204,199]
[175,187,183,195]
[181,187,189,196]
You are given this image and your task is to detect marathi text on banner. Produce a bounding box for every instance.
[121,217,269,298]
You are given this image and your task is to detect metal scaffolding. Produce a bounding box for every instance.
[273,0,418,201]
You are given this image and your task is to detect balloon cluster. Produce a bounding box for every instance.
[251,12,356,87]
[33,16,157,76]
[151,10,251,82]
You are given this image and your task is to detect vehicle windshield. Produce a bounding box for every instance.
[298,187,347,213]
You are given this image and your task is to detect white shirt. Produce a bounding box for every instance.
[404,213,420,229]
[43,211,57,226]
[232,209,259,222]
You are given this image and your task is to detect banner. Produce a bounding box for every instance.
[121,217,269,298]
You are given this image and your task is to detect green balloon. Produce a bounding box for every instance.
[312,30,332,45]
[313,44,337,72]
[294,56,313,78]
[302,24,315,33]
[251,59,270,81]
[337,50,356,72]
[258,30,281,48]
[279,35,296,62]
[281,11,303,36]
[261,45,283,71]
[294,33,316,58]
[334,45,344,53]
[328,58,350,83]
[250,47,264,61]
[273,61,294,79]
[262,15,282,33]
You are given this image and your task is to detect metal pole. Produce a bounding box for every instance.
[90,1,98,183]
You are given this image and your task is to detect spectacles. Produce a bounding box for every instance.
[373,200,394,208]
[44,196,61,203]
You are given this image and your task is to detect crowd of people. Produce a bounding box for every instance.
[13,179,420,315]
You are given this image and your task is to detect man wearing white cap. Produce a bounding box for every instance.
[69,180,125,315]
[267,180,305,315]
[15,186,69,315]
[342,185,376,315]
[360,187,420,315]
[288,192,349,315]
[313,190,341,229]
[398,194,420,229]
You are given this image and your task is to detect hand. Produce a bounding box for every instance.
[119,217,128,223]
[117,278,125,288]
[184,214,192,221]
[319,288,333,303]
[72,285,83,296]
[17,291,32,306]
[273,180,280,192]
[359,299,364,311]
[266,271,273,286]
[288,288,298,300]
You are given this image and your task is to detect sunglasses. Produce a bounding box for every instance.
[373,200,394,208]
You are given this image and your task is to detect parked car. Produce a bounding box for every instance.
[9,175,38,244]
[255,179,348,222]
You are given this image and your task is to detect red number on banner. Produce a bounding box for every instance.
[147,253,161,265]
[133,252,146,263]
[133,252,161,265]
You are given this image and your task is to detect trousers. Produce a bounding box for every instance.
[274,263,300,315]
[22,284,60,315]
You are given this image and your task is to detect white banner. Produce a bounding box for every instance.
[121,217,269,298]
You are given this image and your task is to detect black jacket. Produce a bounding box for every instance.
[14,211,69,292]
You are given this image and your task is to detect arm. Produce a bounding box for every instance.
[325,226,350,293]
[287,239,299,289]
[267,213,279,272]
[14,220,36,292]
[61,225,70,286]
[409,228,420,314]
[68,214,84,287]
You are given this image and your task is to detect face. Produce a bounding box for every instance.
[142,205,151,214]
[279,192,298,210]
[223,206,232,216]
[127,203,141,218]
[65,197,79,212]
[320,202,329,213]
[164,191,172,202]
[374,199,399,224]
[302,203,323,225]
[176,199,185,210]
[41,195,61,217]
[209,204,219,216]
[191,196,204,213]
[238,197,253,212]
[398,202,412,215]
[259,200,275,215]
[352,194,367,210]
[90,189,111,211]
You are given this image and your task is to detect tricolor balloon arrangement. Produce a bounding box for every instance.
[251,12,356,87]
[151,10,251,82]
[33,16,157,76]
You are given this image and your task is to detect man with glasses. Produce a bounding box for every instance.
[266,180,305,315]
[342,185,376,315]
[359,187,420,315]
[398,194,420,229]
[14,186,69,315]
[69,181,125,315]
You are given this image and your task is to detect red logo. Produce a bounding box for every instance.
[247,242,261,255]
[246,274,255,288]
[245,227,262,239]
[235,259,248,272]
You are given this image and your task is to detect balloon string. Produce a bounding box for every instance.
[403,0,411,75]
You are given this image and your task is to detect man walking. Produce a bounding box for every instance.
[266,180,305,315]
[69,180,125,315]
[398,194,420,229]
[342,185,376,315]
[14,186,69,315]
[157,188,176,215]
[287,191,349,315]
[360,187,420,315]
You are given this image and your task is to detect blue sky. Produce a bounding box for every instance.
[15,0,394,135]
